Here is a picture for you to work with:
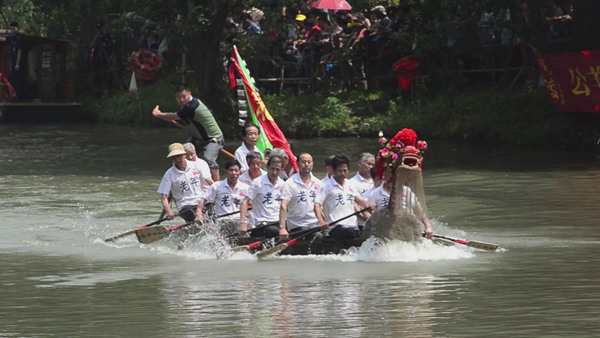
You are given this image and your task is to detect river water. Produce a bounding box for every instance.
[1,124,599,337]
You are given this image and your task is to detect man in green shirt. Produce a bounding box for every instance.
[153,84,224,180]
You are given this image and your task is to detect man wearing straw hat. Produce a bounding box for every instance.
[157,143,206,223]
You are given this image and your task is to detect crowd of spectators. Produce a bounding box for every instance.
[225,4,412,92]
[86,1,576,96]
[221,1,575,94]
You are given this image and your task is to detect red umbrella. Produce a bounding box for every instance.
[308,0,352,11]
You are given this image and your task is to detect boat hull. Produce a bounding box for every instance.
[234,235,366,256]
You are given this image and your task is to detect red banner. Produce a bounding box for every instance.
[229,46,299,172]
[535,50,600,112]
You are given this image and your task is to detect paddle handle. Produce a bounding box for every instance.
[145,217,169,228]
[428,233,499,251]
[104,217,169,242]
[168,221,195,231]
[328,207,370,227]
[168,120,234,159]
[218,207,252,218]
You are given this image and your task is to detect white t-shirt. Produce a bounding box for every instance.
[350,173,374,198]
[234,142,262,173]
[368,184,390,210]
[245,173,285,224]
[281,173,323,230]
[157,160,204,209]
[350,173,373,226]
[239,169,266,186]
[204,179,249,221]
[399,185,422,215]
[315,178,361,227]
[189,158,212,193]
[279,166,296,181]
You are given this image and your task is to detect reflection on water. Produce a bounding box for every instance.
[159,274,440,337]
[1,124,599,337]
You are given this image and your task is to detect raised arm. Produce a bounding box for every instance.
[152,105,180,121]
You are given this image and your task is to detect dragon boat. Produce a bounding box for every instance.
[109,128,498,253]
[231,128,433,256]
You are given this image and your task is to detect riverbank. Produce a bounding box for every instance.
[82,77,600,152]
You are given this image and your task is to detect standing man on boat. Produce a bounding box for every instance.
[239,155,285,238]
[314,154,373,239]
[153,84,224,181]
[278,153,324,240]
[157,143,206,222]
[196,159,249,233]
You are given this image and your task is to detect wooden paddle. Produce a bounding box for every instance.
[167,119,234,159]
[255,207,370,259]
[104,216,170,242]
[217,208,250,218]
[426,233,499,251]
[135,222,195,244]
[227,219,277,240]
[229,221,282,251]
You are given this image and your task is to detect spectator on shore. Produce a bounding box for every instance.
[298,16,330,77]
[0,22,24,98]
[345,18,368,90]
[241,12,262,36]
[223,18,238,45]
[544,0,570,40]
[471,2,497,44]
[89,20,117,96]
[369,5,392,40]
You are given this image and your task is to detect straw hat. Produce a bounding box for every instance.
[371,5,387,15]
[167,143,186,158]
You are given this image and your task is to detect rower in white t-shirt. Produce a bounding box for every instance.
[183,142,214,193]
[278,153,324,239]
[157,143,205,222]
[234,123,263,174]
[239,155,286,238]
[314,154,373,239]
[238,151,265,186]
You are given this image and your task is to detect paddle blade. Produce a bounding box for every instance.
[431,238,455,247]
[256,242,291,259]
[467,240,499,251]
[135,225,170,244]
[230,245,250,252]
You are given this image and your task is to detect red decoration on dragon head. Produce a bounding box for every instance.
[376,128,428,180]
